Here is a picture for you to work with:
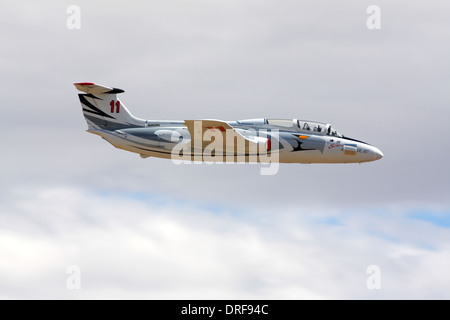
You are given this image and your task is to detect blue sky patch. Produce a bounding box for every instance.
[407,209,450,228]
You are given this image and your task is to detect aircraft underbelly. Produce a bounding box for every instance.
[91,128,376,164]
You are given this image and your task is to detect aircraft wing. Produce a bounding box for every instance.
[184,119,270,153]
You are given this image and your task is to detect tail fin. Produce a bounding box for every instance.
[74,82,145,130]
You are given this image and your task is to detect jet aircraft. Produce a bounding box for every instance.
[74,82,383,164]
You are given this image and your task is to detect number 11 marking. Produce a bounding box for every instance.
[110,100,120,113]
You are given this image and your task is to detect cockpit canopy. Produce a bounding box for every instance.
[265,118,342,138]
[295,120,342,138]
[237,118,343,138]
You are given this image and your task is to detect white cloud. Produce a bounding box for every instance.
[1,186,449,299]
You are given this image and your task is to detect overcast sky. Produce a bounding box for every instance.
[1,0,450,299]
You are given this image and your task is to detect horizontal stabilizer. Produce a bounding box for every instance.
[74,82,125,94]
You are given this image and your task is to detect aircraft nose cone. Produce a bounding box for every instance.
[373,147,383,161]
